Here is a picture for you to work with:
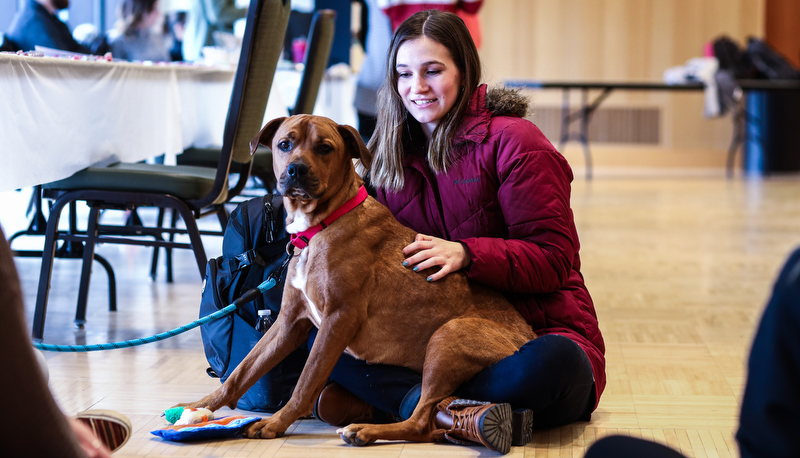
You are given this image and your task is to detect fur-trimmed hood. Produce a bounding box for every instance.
[455,84,531,145]
[485,85,530,118]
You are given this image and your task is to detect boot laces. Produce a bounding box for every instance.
[449,406,481,439]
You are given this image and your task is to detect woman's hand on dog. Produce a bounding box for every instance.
[402,233,471,282]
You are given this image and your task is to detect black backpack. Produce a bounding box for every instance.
[744,37,800,80]
[713,35,751,79]
[199,194,308,412]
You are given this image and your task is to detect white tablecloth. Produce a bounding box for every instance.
[0,54,237,192]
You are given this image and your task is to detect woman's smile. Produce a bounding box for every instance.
[396,36,463,138]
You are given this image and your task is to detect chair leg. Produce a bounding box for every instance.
[74,206,101,328]
[166,208,178,283]
[32,195,71,341]
[215,204,229,230]
[124,208,144,226]
[149,207,176,283]
[91,201,118,312]
[33,191,207,341]
[91,254,117,312]
[150,207,166,281]
[170,204,207,277]
[9,185,47,248]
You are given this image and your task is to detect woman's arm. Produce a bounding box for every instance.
[400,135,578,293]
[462,144,578,294]
[402,233,471,282]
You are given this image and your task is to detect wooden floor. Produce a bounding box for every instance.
[4,173,800,457]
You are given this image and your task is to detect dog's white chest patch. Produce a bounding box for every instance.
[290,248,323,327]
[286,213,312,234]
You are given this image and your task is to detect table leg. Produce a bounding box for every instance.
[726,101,745,178]
[579,89,593,180]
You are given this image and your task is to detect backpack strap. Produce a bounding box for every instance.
[224,194,283,272]
[224,249,262,272]
[240,194,288,296]
[228,237,289,272]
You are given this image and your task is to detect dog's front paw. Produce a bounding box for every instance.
[245,419,285,440]
[337,424,376,447]
[173,389,237,412]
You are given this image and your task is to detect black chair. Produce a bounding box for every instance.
[251,8,337,189]
[10,190,119,313]
[150,8,335,282]
[31,0,292,341]
[290,9,337,116]
[176,8,337,192]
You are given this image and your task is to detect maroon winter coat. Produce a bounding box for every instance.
[377,84,606,409]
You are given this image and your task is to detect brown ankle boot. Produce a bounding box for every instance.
[434,396,513,454]
[312,383,375,427]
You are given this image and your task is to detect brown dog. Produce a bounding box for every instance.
[181,114,535,452]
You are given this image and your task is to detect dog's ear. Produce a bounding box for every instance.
[250,117,288,155]
[337,124,373,170]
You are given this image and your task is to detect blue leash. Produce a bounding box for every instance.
[33,278,278,352]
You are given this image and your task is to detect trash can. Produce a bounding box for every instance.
[743,89,800,174]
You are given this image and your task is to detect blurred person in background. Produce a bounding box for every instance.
[167,11,188,61]
[108,0,172,62]
[353,0,393,144]
[355,0,481,146]
[378,0,482,33]
[6,0,91,53]
[182,0,246,62]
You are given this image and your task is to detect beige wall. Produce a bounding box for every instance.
[478,0,765,175]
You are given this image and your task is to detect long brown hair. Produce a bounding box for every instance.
[116,0,158,35]
[367,9,482,191]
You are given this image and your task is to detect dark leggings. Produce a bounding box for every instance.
[308,329,595,429]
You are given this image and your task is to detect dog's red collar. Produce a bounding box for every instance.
[290,185,369,249]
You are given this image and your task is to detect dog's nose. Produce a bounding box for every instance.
[287,162,309,178]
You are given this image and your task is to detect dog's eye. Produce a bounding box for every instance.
[317,144,333,155]
[277,140,291,152]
